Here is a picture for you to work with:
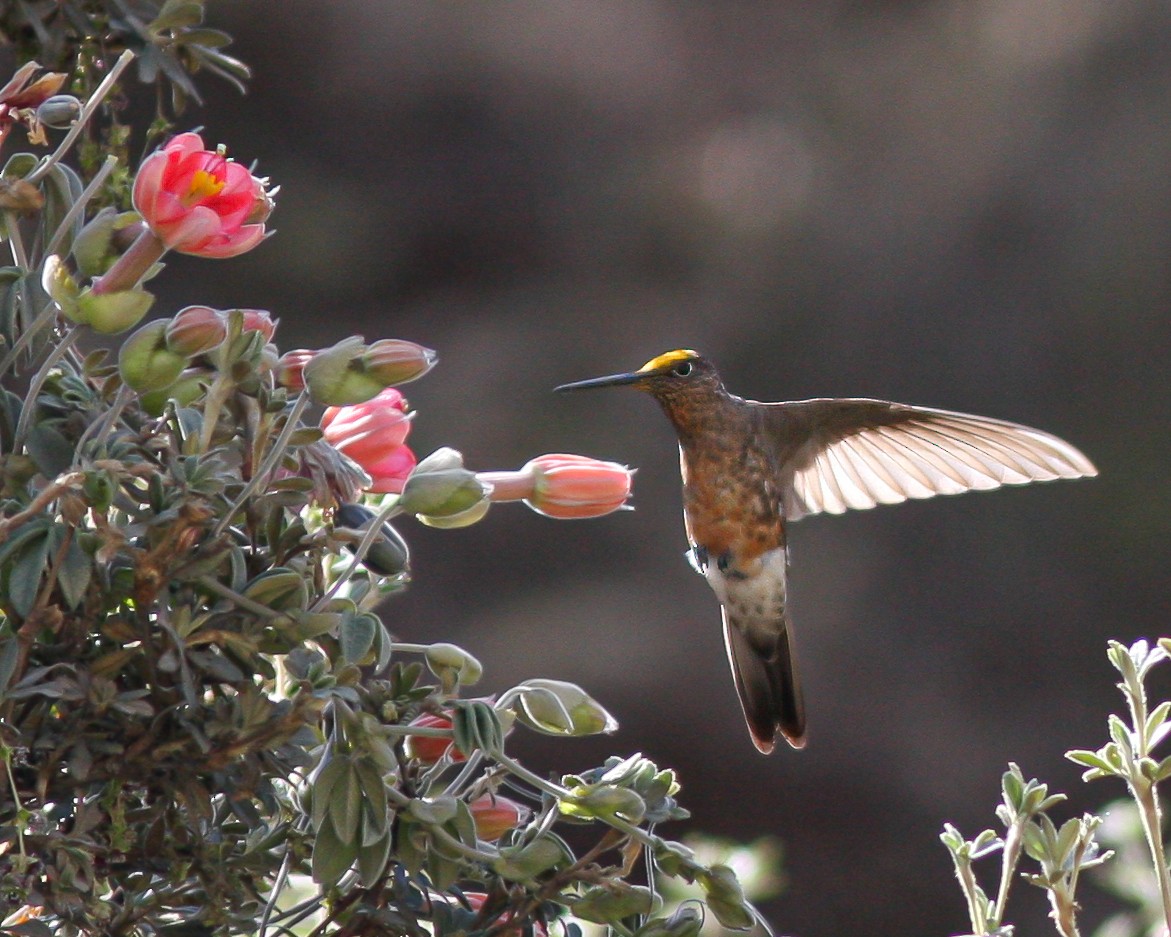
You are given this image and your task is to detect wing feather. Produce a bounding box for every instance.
[762,398,1097,520]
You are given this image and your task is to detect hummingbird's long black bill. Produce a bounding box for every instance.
[554,371,646,392]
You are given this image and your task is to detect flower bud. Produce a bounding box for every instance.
[697,865,755,931]
[139,367,210,415]
[119,318,187,391]
[165,305,227,355]
[71,207,141,278]
[276,348,314,391]
[572,884,658,925]
[302,336,383,406]
[524,453,634,519]
[362,339,437,386]
[234,308,278,341]
[425,642,483,690]
[634,906,703,937]
[514,679,619,737]
[468,793,530,842]
[567,784,647,823]
[334,502,410,577]
[78,287,155,335]
[493,835,571,881]
[400,447,491,517]
[403,713,465,765]
[35,94,82,128]
[41,254,79,320]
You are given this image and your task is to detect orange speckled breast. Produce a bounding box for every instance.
[678,439,785,564]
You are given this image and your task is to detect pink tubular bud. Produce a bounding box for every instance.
[522,453,634,519]
[165,305,227,355]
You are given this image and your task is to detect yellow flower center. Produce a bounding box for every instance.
[186,168,225,203]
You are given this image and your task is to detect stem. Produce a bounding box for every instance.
[71,383,133,466]
[11,327,80,452]
[196,575,284,620]
[2,747,27,860]
[196,372,234,454]
[26,50,137,185]
[88,227,166,295]
[1134,781,1171,935]
[0,299,59,377]
[212,393,311,538]
[992,823,1023,929]
[312,498,402,609]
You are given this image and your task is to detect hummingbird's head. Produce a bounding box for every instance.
[555,351,729,437]
[554,349,723,404]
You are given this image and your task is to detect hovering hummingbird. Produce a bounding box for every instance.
[556,349,1097,753]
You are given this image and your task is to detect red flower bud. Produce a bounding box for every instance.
[404,713,464,765]
[524,453,634,519]
[165,305,227,355]
[276,349,314,391]
[468,793,530,842]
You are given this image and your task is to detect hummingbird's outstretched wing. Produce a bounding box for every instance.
[757,399,1098,520]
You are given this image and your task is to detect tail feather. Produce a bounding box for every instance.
[721,608,806,752]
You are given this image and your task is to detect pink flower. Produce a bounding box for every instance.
[321,388,416,493]
[363,445,416,494]
[132,131,272,259]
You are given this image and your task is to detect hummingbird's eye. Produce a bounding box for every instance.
[673,361,693,377]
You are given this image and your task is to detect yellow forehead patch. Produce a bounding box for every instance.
[638,349,699,372]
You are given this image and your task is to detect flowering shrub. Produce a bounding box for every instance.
[0,6,759,936]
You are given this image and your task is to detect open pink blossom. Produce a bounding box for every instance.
[132,132,271,259]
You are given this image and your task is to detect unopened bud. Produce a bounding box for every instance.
[634,906,704,937]
[72,207,125,277]
[35,94,82,128]
[302,336,382,406]
[493,834,571,881]
[165,305,227,355]
[572,884,658,925]
[425,642,483,690]
[77,286,154,334]
[139,368,210,415]
[277,348,314,391]
[515,679,618,737]
[400,447,491,517]
[469,793,530,842]
[119,319,186,391]
[362,339,436,386]
[697,865,755,931]
[234,308,278,341]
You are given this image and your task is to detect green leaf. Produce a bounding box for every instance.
[339,611,376,664]
[311,816,355,887]
[329,762,363,843]
[54,529,91,609]
[356,827,391,887]
[7,528,49,617]
[24,423,75,477]
[311,757,348,831]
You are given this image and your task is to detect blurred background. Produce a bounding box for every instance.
[109,1,1171,933]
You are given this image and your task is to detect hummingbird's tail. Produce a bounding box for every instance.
[721,608,806,752]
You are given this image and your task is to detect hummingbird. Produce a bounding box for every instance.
[555,349,1097,754]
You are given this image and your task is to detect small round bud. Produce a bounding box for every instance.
[35,94,82,128]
